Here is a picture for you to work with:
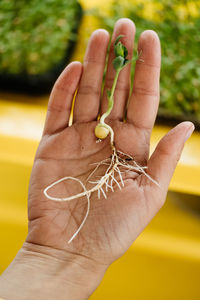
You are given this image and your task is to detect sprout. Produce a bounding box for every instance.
[95,35,135,145]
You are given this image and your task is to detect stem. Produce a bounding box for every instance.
[100,68,121,124]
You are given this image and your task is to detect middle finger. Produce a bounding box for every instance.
[100,18,135,121]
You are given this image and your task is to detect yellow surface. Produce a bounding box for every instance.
[1,0,200,299]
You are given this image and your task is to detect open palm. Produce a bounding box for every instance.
[26,19,194,266]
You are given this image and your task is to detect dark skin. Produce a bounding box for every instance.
[0,19,194,300]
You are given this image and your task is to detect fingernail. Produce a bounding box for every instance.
[184,124,195,143]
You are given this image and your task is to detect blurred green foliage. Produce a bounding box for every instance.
[96,0,200,120]
[0,0,81,75]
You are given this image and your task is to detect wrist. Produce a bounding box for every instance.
[0,242,108,300]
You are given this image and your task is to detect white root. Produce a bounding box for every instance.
[44,146,159,244]
[98,188,100,199]
[115,165,124,187]
[44,176,91,244]
[110,173,121,190]
[100,186,107,199]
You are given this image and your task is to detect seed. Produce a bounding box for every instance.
[95,124,109,139]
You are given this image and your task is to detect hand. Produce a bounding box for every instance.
[27,17,194,262]
[0,18,194,300]
[27,18,195,260]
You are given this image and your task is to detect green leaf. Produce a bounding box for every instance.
[114,34,124,45]
[114,41,124,57]
[112,56,124,71]
[106,89,111,97]
[114,42,128,59]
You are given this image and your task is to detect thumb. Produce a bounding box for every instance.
[147,121,195,191]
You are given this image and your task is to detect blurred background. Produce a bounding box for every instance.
[0,0,200,299]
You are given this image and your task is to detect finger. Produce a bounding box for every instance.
[127,30,161,132]
[43,61,82,136]
[101,18,135,121]
[73,29,110,123]
[147,122,194,191]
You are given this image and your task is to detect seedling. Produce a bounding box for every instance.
[44,36,158,244]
